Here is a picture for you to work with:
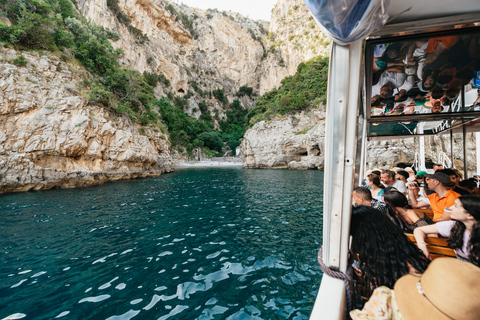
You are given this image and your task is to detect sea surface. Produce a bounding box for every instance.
[0,168,324,320]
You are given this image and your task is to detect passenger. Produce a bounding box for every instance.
[381,169,407,195]
[349,206,430,297]
[424,35,460,65]
[352,187,403,229]
[365,173,385,200]
[430,98,443,113]
[418,69,438,92]
[350,258,480,320]
[452,168,463,182]
[395,170,409,185]
[414,196,480,266]
[371,70,415,101]
[438,169,470,195]
[383,189,434,233]
[403,167,416,182]
[408,172,461,222]
[459,179,480,197]
[415,171,429,196]
[433,163,444,171]
[406,179,430,208]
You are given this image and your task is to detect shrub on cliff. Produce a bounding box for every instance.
[246,55,329,126]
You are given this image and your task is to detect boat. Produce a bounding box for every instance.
[302,0,480,318]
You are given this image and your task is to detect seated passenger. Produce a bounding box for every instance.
[381,169,407,195]
[438,168,470,196]
[383,189,433,233]
[459,179,480,197]
[395,170,409,185]
[365,173,385,200]
[414,196,480,266]
[350,258,480,320]
[408,172,460,222]
[350,206,430,297]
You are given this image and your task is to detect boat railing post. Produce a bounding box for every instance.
[477,132,480,176]
[311,39,363,320]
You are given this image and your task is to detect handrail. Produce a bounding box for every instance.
[438,151,453,169]
[413,152,419,172]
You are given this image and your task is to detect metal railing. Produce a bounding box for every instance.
[438,151,453,169]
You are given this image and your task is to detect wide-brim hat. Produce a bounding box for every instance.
[394,258,480,320]
[424,172,451,185]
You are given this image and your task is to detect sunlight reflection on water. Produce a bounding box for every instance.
[0,168,323,319]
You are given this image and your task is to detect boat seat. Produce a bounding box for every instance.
[417,208,434,219]
[405,233,456,260]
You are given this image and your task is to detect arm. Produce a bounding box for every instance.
[408,185,429,208]
[414,224,440,260]
[397,75,414,93]
[434,207,452,222]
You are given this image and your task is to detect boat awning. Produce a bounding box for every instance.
[304,0,480,43]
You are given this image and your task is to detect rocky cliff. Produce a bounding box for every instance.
[76,0,328,113]
[0,0,330,192]
[0,48,173,193]
[243,109,477,175]
[243,109,326,170]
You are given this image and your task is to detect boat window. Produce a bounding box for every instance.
[365,26,480,137]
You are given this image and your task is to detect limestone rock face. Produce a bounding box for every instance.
[259,0,330,94]
[242,109,325,169]
[0,48,173,193]
[76,0,329,110]
[367,134,477,175]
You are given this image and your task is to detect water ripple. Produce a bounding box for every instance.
[0,168,323,319]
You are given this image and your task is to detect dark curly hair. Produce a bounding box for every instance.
[448,196,480,267]
[350,206,430,296]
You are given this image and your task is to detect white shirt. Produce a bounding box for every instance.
[436,221,470,260]
[392,180,407,194]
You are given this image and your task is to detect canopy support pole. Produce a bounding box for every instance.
[450,130,454,168]
[418,123,426,171]
[464,125,468,178]
[477,132,480,176]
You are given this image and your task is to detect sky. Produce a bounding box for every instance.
[169,0,278,21]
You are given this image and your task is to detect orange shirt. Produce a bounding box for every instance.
[425,36,460,53]
[427,189,461,220]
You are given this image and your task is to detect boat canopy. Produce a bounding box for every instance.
[304,0,391,44]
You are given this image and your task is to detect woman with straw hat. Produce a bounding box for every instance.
[350,258,480,319]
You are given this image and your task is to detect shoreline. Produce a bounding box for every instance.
[175,160,243,168]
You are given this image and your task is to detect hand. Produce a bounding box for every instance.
[417,242,431,260]
[353,267,362,277]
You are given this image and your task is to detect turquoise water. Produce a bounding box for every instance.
[0,168,323,320]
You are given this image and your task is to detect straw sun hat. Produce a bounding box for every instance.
[394,258,480,320]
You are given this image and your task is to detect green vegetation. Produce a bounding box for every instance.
[105,0,148,44]
[246,55,329,126]
[0,0,329,158]
[13,55,27,66]
[236,86,253,97]
[219,99,248,152]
